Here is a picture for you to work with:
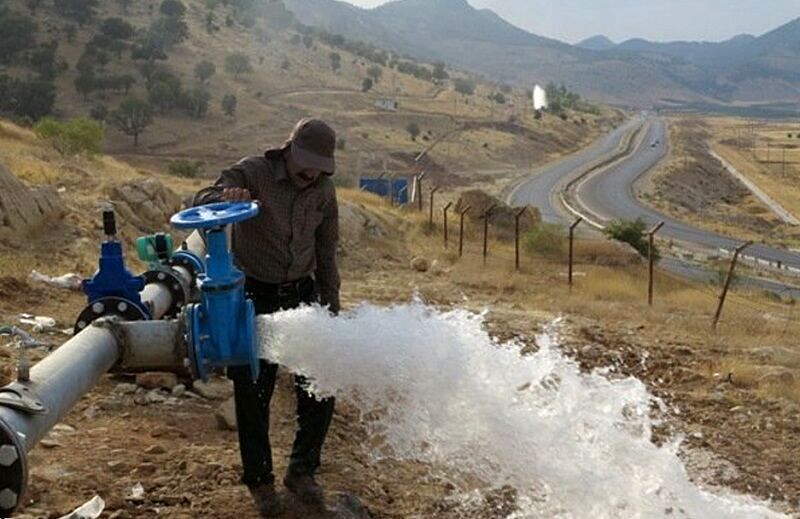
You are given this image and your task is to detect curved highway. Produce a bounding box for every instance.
[576,118,800,270]
[507,117,644,221]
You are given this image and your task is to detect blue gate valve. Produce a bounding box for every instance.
[171,202,261,381]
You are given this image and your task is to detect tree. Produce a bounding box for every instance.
[361,77,373,93]
[222,93,237,118]
[148,15,189,49]
[181,87,211,118]
[147,75,183,114]
[28,42,59,79]
[110,98,152,148]
[159,0,186,18]
[131,36,168,63]
[194,60,216,84]
[602,218,654,259]
[492,92,506,104]
[34,117,104,156]
[302,35,313,49]
[53,0,98,24]
[0,13,37,64]
[367,65,382,84]
[89,104,108,123]
[100,18,134,40]
[329,52,341,73]
[406,122,420,141]
[0,76,56,120]
[74,69,95,99]
[225,52,253,79]
[432,61,449,81]
[453,77,476,96]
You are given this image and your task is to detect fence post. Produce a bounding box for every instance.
[712,241,752,329]
[514,208,527,271]
[482,204,497,265]
[428,186,440,227]
[458,205,471,258]
[443,202,453,248]
[416,172,426,212]
[568,217,582,289]
[647,221,665,306]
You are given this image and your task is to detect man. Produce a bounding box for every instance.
[194,118,340,517]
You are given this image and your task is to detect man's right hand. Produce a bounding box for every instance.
[222,187,252,201]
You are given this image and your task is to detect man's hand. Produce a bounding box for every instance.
[222,187,252,201]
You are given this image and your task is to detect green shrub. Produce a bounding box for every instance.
[167,159,203,177]
[34,117,104,156]
[523,223,565,257]
[602,218,655,259]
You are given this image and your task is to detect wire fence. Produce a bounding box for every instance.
[391,185,800,336]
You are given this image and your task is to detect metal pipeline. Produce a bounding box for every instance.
[140,265,193,320]
[0,318,188,515]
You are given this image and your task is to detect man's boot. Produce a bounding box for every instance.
[248,483,284,517]
[283,472,325,507]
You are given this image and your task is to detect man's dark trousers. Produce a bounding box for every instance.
[228,276,335,487]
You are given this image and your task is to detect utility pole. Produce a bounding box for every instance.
[482,205,496,264]
[458,206,471,258]
[443,202,453,248]
[568,218,582,289]
[647,221,665,306]
[712,241,752,329]
[514,208,527,271]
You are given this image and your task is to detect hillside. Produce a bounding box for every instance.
[283,0,800,106]
[0,119,798,517]
[0,0,614,188]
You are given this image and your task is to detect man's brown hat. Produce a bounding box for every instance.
[287,118,336,175]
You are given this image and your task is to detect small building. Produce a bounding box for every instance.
[375,98,399,112]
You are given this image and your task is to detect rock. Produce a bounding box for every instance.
[112,383,138,395]
[0,160,64,240]
[136,372,178,390]
[215,397,238,431]
[171,384,186,397]
[135,462,157,476]
[759,369,795,386]
[144,390,167,404]
[52,424,76,434]
[144,445,166,455]
[109,179,181,233]
[40,439,61,449]
[107,460,131,475]
[410,257,430,272]
[191,378,231,400]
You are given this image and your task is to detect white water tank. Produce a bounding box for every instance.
[533,84,548,110]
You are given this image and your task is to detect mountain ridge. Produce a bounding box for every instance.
[284,0,800,105]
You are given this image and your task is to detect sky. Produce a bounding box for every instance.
[340,0,800,43]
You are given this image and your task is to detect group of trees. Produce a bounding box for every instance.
[0,75,56,120]
[545,83,598,116]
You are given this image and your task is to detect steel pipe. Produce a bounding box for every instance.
[106,320,187,373]
[0,318,190,516]
[140,265,192,320]
[0,325,118,515]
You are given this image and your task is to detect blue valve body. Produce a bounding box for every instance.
[172,202,260,381]
[83,240,150,318]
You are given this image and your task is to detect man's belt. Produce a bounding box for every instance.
[245,276,314,299]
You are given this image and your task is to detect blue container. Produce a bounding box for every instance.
[359,177,409,205]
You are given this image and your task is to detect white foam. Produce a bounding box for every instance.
[258,302,785,518]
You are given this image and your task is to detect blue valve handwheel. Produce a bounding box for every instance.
[171,202,259,230]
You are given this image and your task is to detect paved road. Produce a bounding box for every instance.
[576,117,800,270]
[507,115,800,297]
[506,117,644,221]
